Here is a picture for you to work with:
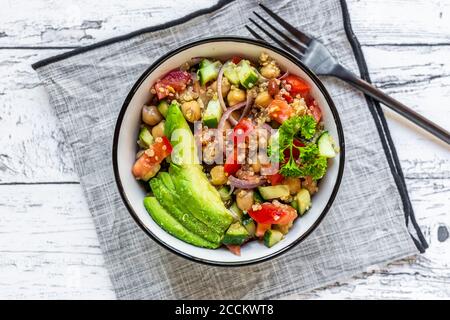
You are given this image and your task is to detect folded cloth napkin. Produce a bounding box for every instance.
[33,0,427,299]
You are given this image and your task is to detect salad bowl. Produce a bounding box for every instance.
[113,36,345,266]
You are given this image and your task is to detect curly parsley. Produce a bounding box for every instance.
[268,115,327,180]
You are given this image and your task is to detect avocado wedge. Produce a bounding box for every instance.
[143,197,219,249]
[169,164,233,234]
[162,100,233,239]
[164,101,200,166]
[150,173,223,244]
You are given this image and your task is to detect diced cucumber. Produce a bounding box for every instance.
[199,58,213,69]
[242,214,256,237]
[229,202,243,221]
[202,99,223,128]
[218,186,231,201]
[157,100,170,118]
[253,189,264,204]
[222,222,249,245]
[318,131,336,158]
[237,60,259,89]
[198,60,222,86]
[223,61,240,85]
[273,221,293,235]
[294,188,311,215]
[290,199,299,211]
[139,127,154,148]
[258,185,290,200]
[263,229,284,248]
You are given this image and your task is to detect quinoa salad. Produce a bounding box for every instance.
[131,52,339,255]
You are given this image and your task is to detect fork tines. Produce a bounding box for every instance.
[246,3,313,59]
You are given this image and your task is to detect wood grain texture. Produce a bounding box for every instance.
[0,0,449,299]
[0,0,214,47]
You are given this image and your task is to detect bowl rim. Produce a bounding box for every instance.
[112,36,345,267]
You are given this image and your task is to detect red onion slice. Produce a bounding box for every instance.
[239,90,255,121]
[278,70,289,80]
[190,57,203,65]
[216,101,247,157]
[217,101,246,134]
[228,175,266,189]
[217,62,238,126]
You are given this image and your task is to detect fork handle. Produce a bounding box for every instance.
[331,64,450,145]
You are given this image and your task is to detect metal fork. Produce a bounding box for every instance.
[246,3,450,145]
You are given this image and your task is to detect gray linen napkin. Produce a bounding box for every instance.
[33,0,426,299]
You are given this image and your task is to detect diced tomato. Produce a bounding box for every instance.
[268,99,294,123]
[232,118,254,144]
[248,203,298,225]
[154,82,171,100]
[267,173,284,186]
[283,75,310,96]
[268,79,279,96]
[309,103,322,122]
[256,223,271,238]
[160,69,191,91]
[226,244,241,256]
[224,118,255,175]
[304,93,315,106]
[132,136,173,180]
[282,93,293,103]
[153,69,191,100]
[224,150,241,175]
[231,56,242,64]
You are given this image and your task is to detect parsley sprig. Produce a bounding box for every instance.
[269,115,327,180]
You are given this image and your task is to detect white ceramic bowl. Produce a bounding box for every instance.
[113,37,345,266]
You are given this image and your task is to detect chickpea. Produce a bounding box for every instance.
[260,63,280,79]
[227,87,246,106]
[251,159,261,173]
[211,77,231,97]
[151,120,165,138]
[255,91,273,107]
[252,163,261,173]
[236,189,254,212]
[142,105,163,126]
[210,165,228,185]
[283,177,301,195]
[181,100,201,123]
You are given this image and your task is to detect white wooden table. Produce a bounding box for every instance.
[0,0,449,299]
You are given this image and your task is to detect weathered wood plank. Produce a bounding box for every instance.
[361,45,450,179]
[0,178,447,299]
[292,178,450,299]
[0,0,449,47]
[0,184,114,299]
[0,49,77,183]
[0,0,214,47]
[1,44,449,183]
[1,0,449,300]
[347,0,450,45]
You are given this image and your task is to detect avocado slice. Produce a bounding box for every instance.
[164,101,233,235]
[150,173,222,244]
[143,197,219,249]
[169,164,233,234]
[164,101,200,166]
